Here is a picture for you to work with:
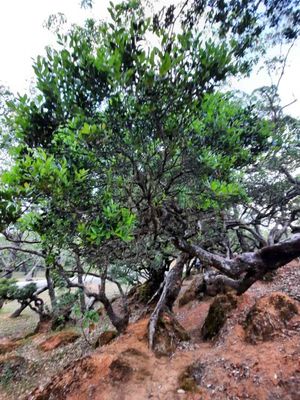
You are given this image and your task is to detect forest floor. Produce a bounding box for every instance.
[0,261,299,400]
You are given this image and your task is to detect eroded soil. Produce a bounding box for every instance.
[0,261,299,400]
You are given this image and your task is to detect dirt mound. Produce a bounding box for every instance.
[28,320,154,400]
[27,355,100,400]
[244,292,298,343]
[109,348,150,384]
[25,291,300,400]
[26,295,300,400]
[38,331,80,352]
[201,293,238,340]
[151,312,190,357]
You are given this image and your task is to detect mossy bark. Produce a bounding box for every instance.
[201,293,238,340]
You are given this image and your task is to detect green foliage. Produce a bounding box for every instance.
[51,291,79,329]
[81,309,100,329]
[73,303,99,329]
[0,0,297,301]
[0,279,37,301]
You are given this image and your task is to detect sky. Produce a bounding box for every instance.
[0,0,299,117]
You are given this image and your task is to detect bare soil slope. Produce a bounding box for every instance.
[0,261,299,400]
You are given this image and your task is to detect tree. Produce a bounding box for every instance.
[1,0,300,346]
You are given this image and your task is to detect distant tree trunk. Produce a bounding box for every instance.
[25,264,38,281]
[145,258,172,301]
[236,230,252,252]
[9,285,49,319]
[45,266,57,311]
[10,301,29,318]
[97,266,129,333]
[61,261,130,333]
[4,269,13,279]
[75,253,86,314]
[99,294,129,333]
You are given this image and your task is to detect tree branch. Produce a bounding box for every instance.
[0,246,44,258]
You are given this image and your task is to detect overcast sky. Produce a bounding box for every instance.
[0,0,299,117]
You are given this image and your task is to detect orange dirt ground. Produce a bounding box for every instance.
[27,262,300,400]
[1,261,299,400]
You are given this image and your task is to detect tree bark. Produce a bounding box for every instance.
[75,253,86,313]
[45,266,57,311]
[99,293,129,333]
[148,253,189,350]
[177,234,300,295]
[55,261,129,333]
[10,301,30,318]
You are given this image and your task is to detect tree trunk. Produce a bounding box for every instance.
[10,301,29,318]
[45,266,56,312]
[148,253,189,350]
[177,234,300,295]
[75,253,86,314]
[25,264,38,281]
[98,266,129,333]
[147,261,169,297]
[99,294,129,333]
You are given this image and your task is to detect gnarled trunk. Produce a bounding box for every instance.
[177,234,300,295]
[148,253,189,350]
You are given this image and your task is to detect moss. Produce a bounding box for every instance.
[179,376,198,392]
[201,293,237,340]
[244,308,275,343]
[0,355,26,386]
[152,312,190,357]
[137,282,153,302]
[244,293,298,344]
[178,361,206,392]
[271,294,298,321]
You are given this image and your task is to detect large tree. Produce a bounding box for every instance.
[1,0,300,344]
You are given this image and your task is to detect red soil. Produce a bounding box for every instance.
[28,289,300,399]
[38,331,80,352]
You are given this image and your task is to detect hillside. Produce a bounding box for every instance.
[0,261,299,400]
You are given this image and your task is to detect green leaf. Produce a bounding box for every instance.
[159,53,172,76]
